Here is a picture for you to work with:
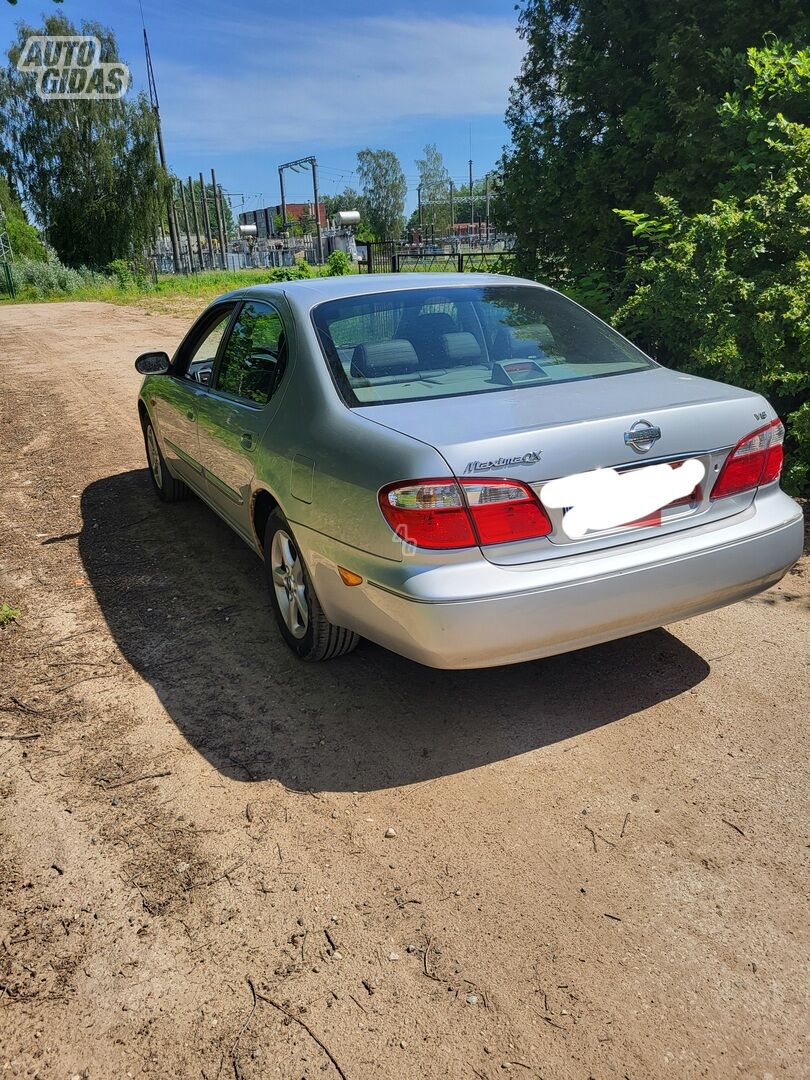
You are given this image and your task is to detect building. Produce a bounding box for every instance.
[238,201,326,238]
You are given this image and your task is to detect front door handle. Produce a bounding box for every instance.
[240,432,254,450]
[186,409,195,422]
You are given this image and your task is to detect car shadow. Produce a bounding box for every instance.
[77,470,710,792]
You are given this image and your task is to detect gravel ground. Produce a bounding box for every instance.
[1,301,808,1080]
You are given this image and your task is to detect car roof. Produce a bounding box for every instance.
[216,272,548,310]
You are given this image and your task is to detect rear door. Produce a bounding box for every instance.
[196,299,289,538]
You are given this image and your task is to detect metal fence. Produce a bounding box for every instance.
[360,239,512,275]
[144,234,324,277]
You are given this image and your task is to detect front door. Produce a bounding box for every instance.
[152,304,235,488]
[196,299,289,537]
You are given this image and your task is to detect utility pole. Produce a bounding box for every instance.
[212,170,228,269]
[278,167,287,235]
[178,181,195,274]
[449,179,455,232]
[485,172,491,242]
[200,172,215,270]
[278,156,323,263]
[417,184,423,229]
[311,158,323,265]
[144,28,181,273]
[218,184,230,267]
[469,158,474,235]
[188,177,204,272]
[170,204,183,273]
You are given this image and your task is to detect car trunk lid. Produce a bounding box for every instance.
[356,367,770,565]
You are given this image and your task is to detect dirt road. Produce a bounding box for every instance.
[1,301,808,1080]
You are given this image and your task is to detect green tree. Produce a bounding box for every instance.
[323,188,365,221]
[0,13,169,268]
[356,148,406,240]
[297,205,315,236]
[322,188,376,240]
[273,211,301,236]
[0,175,45,258]
[499,0,809,285]
[614,43,810,495]
[414,144,451,233]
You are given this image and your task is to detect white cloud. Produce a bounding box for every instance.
[157,15,524,152]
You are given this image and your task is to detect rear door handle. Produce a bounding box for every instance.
[240,432,254,450]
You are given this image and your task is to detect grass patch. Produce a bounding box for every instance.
[2,258,359,307]
[1,261,362,317]
[0,603,21,628]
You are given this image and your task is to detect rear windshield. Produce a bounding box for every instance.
[312,284,655,406]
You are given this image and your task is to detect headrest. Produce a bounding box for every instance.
[350,339,419,379]
[403,311,460,339]
[492,324,554,361]
[440,331,483,366]
[411,311,456,336]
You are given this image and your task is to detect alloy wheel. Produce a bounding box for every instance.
[146,425,162,489]
[270,529,309,639]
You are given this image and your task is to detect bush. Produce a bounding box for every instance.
[107,259,149,291]
[10,255,105,297]
[270,262,313,282]
[107,259,135,289]
[324,250,352,276]
[614,43,810,495]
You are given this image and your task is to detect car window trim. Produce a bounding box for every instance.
[210,297,288,409]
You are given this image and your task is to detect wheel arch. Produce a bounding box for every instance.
[251,487,282,557]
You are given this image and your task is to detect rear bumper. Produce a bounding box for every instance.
[297,488,804,669]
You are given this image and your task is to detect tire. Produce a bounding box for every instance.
[264,508,360,661]
[143,418,189,503]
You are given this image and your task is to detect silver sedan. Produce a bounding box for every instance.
[135,273,803,668]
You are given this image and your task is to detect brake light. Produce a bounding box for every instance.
[711,419,785,499]
[461,479,552,544]
[379,478,552,549]
[378,480,476,549]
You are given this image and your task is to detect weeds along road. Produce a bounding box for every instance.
[1,301,808,1080]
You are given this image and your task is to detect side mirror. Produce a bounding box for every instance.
[135,351,170,375]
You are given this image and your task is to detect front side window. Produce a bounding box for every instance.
[214,301,287,406]
[312,285,655,406]
[182,307,234,384]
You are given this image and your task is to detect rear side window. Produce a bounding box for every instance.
[214,301,287,406]
[312,285,655,406]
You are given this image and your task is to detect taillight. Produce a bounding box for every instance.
[460,479,552,544]
[711,419,785,499]
[378,480,476,549]
[379,477,552,549]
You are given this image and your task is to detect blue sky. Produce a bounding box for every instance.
[1,0,526,217]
